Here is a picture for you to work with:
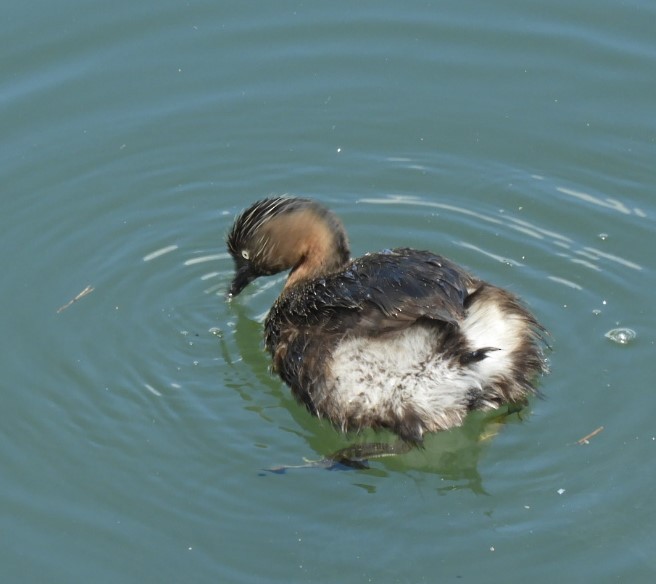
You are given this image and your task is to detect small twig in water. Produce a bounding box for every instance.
[577,426,604,445]
[57,285,94,313]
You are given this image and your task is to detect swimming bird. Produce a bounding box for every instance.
[227,197,546,446]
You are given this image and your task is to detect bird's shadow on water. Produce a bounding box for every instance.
[222,299,531,495]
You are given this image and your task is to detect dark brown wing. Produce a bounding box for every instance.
[269,248,476,340]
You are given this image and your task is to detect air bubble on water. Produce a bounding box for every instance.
[605,328,636,345]
[598,233,608,241]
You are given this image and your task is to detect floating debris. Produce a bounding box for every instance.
[557,488,566,495]
[605,328,636,345]
[577,426,604,445]
[57,285,94,313]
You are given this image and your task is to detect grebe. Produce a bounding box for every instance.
[227,197,546,445]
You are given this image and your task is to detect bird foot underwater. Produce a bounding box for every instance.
[260,405,527,474]
[263,441,413,474]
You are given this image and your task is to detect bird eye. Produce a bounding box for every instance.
[241,249,250,260]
